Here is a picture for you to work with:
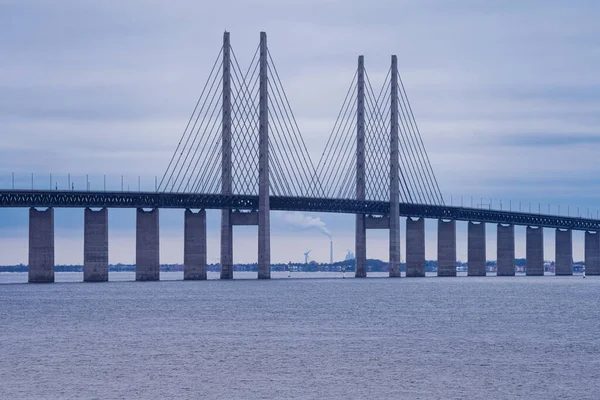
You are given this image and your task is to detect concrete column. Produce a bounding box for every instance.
[184,209,207,280]
[585,231,600,275]
[555,229,572,275]
[220,31,233,280]
[136,208,159,281]
[437,219,456,276]
[355,215,366,277]
[526,226,544,276]
[355,55,366,278]
[220,211,233,279]
[496,224,515,276]
[406,217,425,277]
[258,31,271,279]
[389,55,401,278]
[28,207,54,283]
[468,221,486,276]
[84,208,108,282]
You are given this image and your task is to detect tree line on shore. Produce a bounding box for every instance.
[0,258,566,273]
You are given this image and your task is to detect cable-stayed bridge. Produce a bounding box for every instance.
[2,32,599,282]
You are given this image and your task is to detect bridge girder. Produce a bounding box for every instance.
[0,190,598,231]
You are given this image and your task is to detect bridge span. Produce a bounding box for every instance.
[6,31,600,283]
[2,190,600,231]
[5,188,600,283]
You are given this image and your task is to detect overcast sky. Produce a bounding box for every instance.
[1,0,599,265]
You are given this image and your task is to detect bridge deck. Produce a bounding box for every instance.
[0,190,598,231]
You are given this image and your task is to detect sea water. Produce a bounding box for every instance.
[1,273,599,399]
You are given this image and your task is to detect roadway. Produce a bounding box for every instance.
[0,190,598,231]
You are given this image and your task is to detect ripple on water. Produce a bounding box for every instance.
[1,274,599,399]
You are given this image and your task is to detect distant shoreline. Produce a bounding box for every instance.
[0,258,585,274]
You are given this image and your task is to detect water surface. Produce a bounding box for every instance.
[1,274,598,399]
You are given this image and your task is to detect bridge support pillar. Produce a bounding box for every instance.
[220,31,233,280]
[584,231,600,275]
[28,207,54,283]
[355,54,367,278]
[555,229,572,275]
[220,211,233,279]
[136,208,160,281]
[257,31,270,280]
[406,217,425,277]
[184,209,207,280]
[468,221,486,276]
[84,208,108,282]
[526,226,544,276]
[355,215,367,277]
[388,213,401,277]
[388,55,401,278]
[497,224,515,276]
[437,219,456,276]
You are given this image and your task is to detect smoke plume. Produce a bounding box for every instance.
[279,212,332,238]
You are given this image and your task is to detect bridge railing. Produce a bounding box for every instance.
[446,194,599,220]
[3,173,600,229]
[1,188,600,230]
[0,173,161,193]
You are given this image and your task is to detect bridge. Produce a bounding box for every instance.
[6,31,599,282]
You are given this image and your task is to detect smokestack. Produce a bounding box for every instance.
[330,240,333,265]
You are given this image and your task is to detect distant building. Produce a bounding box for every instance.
[345,250,355,261]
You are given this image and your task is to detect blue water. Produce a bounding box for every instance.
[1,273,599,399]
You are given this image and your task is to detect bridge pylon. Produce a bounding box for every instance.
[317,53,444,277]
[355,55,366,277]
[354,55,402,277]
[389,55,401,277]
[159,31,320,279]
[221,31,270,279]
[220,31,233,279]
[342,55,403,277]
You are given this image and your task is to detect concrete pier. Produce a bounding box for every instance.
[220,210,233,279]
[584,231,600,275]
[257,31,271,279]
[83,208,108,282]
[468,221,486,276]
[184,209,207,280]
[220,31,233,280]
[28,207,54,283]
[526,226,544,276]
[497,224,515,276]
[555,229,572,275]
[355,55,367,278]
[136,208,160,281]
[437,219,456,276]
[406,217,425,277]
[355,215,366,277]
[388,55,401,278]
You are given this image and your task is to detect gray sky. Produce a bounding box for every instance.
[1,0,599,264]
